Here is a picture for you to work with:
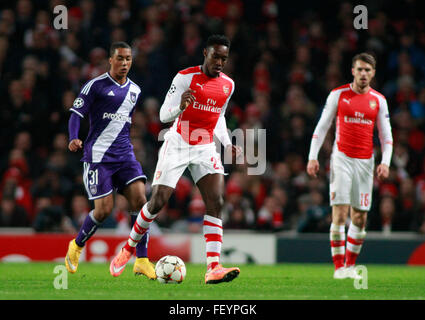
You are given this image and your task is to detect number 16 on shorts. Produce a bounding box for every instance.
[360,193,369,207]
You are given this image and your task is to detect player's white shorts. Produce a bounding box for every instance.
[329,147,374,211]
[152,131,226,188]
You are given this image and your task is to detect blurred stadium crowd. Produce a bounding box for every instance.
[1,0,425,236]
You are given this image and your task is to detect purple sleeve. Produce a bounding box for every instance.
[70,80,97,117]
[68,112,81,141]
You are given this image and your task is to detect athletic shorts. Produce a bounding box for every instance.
[329,147,374,211]
[83,160,146,200]
[152,131,226,188]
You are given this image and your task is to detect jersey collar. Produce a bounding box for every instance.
[107,72,130,88]
[200,65,221,78]
[350,82,371,95]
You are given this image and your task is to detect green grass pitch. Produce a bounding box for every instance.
[1,262,424,300]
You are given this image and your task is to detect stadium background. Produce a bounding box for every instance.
[0,0,425,264]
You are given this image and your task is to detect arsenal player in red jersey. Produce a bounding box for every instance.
[110,35,242,284]
[307,53,393,279]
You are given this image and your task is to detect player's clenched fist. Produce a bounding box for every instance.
[68,139,83,152]
[180,89,195,111]
[376,163,389,181]
[306,159,319,178]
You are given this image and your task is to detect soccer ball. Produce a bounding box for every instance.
[155,255,186,284]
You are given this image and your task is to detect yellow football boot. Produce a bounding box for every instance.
[133,257,157,280]
[65,239,83,273]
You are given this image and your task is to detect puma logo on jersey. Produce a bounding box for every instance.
[342,98,350,104]
[196,83,205,90]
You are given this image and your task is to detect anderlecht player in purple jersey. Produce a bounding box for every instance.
[65,42,156,279]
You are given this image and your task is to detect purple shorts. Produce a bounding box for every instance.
[83,161,147,200]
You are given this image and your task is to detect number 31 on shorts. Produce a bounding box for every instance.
[88,169,98,185]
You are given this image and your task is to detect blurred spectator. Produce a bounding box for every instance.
[69,193,91,230]
[172,21,204,73]
[225,205,251,229]
[409,87,425,126]
[81,47,108,81]
[32,196,75,232]
[280,85,316,122]
[297,190,330,233]
[378,196,397,236]
[257,196,283,231]
[171,193,205,233]
[416,186,425,234]
[396,178,417,231]
[0,150,34,220]
[221,174,255,228]
[31,162,72,207]
[112,194,130,234]
[0,195,29,227]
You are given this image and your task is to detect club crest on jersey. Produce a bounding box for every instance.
[130,92,137,103]
[223,85,230,95]
[369,100,377,109]
[155,171,162,180]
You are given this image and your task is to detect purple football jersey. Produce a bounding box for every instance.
[70,72,141,163]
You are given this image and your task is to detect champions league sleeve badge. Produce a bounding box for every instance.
[73,97,84,108]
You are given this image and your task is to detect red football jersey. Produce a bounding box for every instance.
[309,83,393,163]
[335,84,382,158]
[160,66,234,145]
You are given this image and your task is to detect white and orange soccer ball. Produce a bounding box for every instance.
[155,255,186,284]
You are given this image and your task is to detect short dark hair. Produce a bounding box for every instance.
[109,41,131,57]
[206,34,230,49]
[352,52,376,69]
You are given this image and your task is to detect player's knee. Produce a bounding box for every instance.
[334,215,346,225]
[93,207,111,222]
[148,193,167,214]
[129,195,147,211]
[148,186,173,214]
[93,200,114,222]
[205,194,223,217]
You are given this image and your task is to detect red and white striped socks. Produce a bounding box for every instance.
[345,222,366,267]
[124,203,157,253]
[330,222,366,269]
[203,215,223,271]
[330,223,346,270]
